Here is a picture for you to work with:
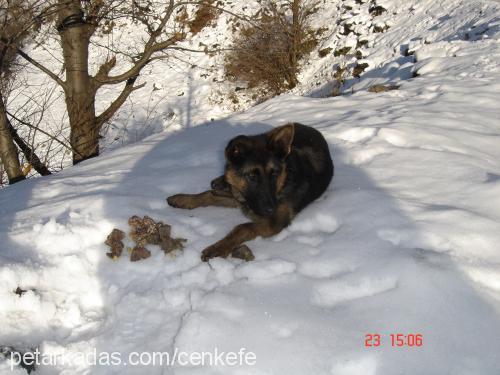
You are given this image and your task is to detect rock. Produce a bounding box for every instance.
[14,287,27,297]
[373,22,389,33]
[318,47,333,57]
[340,23,354,36]
[369,5,387,16]
[352,62,369,77]
[355,49,368,59]
[334,65,347,80]
[357,35,373,48]
[334,46,352,56]
[368,84,400,93]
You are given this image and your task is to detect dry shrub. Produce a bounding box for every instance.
[330,63,347,97]
[225,0,319,96]
[0,0,36,88]
[189,0,220,35]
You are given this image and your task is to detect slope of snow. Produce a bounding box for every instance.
[299,0,500,96]
[2,0,500,374]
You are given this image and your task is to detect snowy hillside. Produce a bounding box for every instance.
[10,0,500,177]
[2,0,500,374]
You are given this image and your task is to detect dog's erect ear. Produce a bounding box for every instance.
[225,135,250,164]
[267,124,295,159]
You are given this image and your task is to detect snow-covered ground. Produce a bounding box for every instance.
[2,0,500,374]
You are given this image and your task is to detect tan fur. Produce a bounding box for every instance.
[225,169,246,192]
[167,191,239,209]
[225,168,247,202]
[268,123,295,157]
[200,220,281,260]
[276,166,287,193]
[200,202,294,261]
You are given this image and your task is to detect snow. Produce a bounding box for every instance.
[2,0,500,374]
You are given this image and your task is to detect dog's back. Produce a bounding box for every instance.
[282,123,334,213]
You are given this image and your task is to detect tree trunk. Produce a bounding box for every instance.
[8,118,51,176]
[0,93,24,184]
[288,0,300,89]
[58,0,98,165]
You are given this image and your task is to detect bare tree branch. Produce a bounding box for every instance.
[6,110,74,155]
[96,77,146,127]
[93,0,178,86]
[94,55,117,82]
[16,48,66,88]
[7,117,51,175]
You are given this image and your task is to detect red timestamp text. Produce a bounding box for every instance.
[364,333,423,347]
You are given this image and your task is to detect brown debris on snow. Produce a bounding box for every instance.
[130,246,151,262]
[128,215,186,256]
[104,228,126,259]
[105,216,186,262]
[128,215,158,247]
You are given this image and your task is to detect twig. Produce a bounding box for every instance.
[6,110,75,155]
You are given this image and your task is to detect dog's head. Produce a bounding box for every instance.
[224,124,294,217]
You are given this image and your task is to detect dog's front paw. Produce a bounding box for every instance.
[167,194,197,209]
[201,242,232,262]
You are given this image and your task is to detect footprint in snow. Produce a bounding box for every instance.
[298,259,358,279]
[197,292,245,320]
[235,259,296,281]
[295,235,324,247]
[271,212,338,247]
[288,212,339,235]
[347,146,390,165]
[331,355,378,375]
[377,128,409,148]
[311,275,398,307]
[335,127,378,144]
[378,228,452,254]
[269,321,299,338]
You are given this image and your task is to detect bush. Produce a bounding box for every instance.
[189,0,220,35]
[225,0,319,96]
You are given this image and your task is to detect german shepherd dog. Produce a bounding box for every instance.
[167,123,334,261]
